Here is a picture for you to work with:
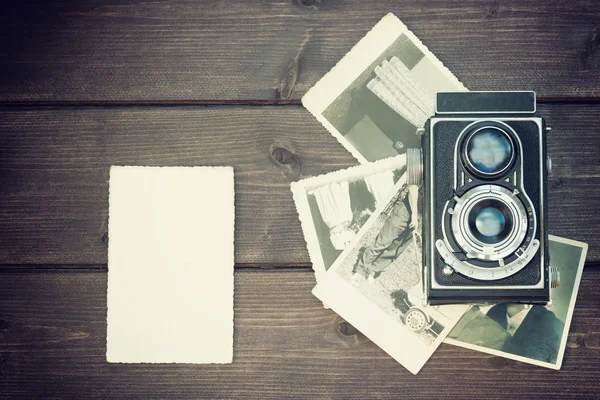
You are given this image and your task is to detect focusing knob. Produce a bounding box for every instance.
[407,148,423,186]
[547,156,553,175]
[550,266,560,288]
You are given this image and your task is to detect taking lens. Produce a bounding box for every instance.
[465,127,514,176]
[475,207,505,237]
[467,199,513,245]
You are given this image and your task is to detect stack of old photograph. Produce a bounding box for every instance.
[292,13,588,374]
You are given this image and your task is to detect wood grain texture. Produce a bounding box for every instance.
[1,104,599,266]
[0,1,599,101]
[0,106,357,265]
[0,269,598,399]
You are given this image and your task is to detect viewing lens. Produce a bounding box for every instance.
[467,199,513,245]
[465,127,513,175]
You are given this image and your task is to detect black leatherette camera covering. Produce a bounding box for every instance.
[424,117,549,302]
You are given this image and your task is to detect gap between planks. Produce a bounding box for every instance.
[1,97,600,108]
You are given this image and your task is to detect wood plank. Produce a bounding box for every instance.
[0,269,598,399]
[0,106,356,265]
[0,1,599,101]
[0,104,599,266]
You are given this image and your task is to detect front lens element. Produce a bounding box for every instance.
[465,127,513,176]
[467,199,513,245]
[475,207,505,237]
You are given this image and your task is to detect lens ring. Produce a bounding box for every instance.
[463,198,516,250]
[463,126,515,177]
[451,185,528,261]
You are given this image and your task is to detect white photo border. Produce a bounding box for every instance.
[302,12,466,164]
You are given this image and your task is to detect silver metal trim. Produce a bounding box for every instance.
[450,185,529,262]
[429,117,545,290]
[435,91,536,115]
[435,238,540,282]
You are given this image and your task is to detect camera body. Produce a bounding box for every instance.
[422,91,553,305]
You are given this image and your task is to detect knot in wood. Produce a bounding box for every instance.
[337,321,359,337]
[489,355,515,368]
[486,2,499,19]
[277,58,299,100]
[270,144,301,179]
[552,178,563,189]
[582,27,599,63]
[295,0,323,10]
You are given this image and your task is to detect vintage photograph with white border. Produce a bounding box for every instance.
[445,235,588,370]
[291,155,409,281]
[312,177,468,374]
[302,13,466,164]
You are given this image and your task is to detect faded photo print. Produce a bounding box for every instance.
[312,173,468,374]
[446,236,588,369]
[307,168,405,270]
[320,35,429,162]
[302,13,466,164]
[291,156,409,279]
[330,181,451,345]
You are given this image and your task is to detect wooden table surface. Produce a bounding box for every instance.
[1,1,599,399]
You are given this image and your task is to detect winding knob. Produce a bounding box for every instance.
[407,148,423,186]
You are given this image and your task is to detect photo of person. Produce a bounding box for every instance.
[446,236,588,369]
[351,183,421,286]
[291,156,409,279]
[307,168,405,271]
[331,182,442,342]
[312,176,467,374]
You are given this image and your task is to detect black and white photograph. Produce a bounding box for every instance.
[291,156,408,280]
[302,13,466,164]
[445,236,588,370]
[312,177,468,374]
[2,1,600,398]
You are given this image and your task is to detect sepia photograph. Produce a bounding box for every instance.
[445,236,588,369]
[313,177,468,374]
[291,156,409,280]
[302,13,466,163]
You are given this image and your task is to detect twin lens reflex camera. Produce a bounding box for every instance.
[412,91,559,305]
